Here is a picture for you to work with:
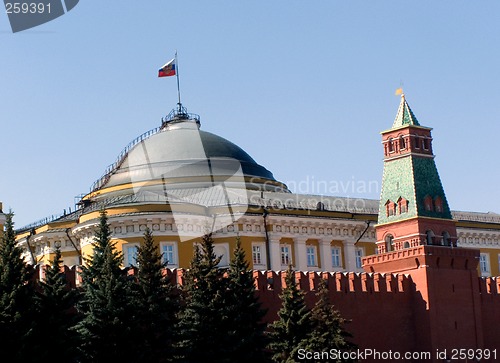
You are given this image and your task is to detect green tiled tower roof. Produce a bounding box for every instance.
[377,156,452,225]
[392,94,420,128]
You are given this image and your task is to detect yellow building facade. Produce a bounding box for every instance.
[11,104,500,277]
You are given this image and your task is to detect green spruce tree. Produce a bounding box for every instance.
[298,278,357,363]
[224,236,270,362]
[0,211,37,363]
[73,209,141,363]
[32,245,81,362]
[267,264,311,363]
[134,227,179,363]
[176,233,227,363]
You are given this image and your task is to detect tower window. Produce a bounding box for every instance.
[385,235,394,252]
[434,196,443,213]
[442,231,451,247]
[414,136,420,149]
[426,230,435,245]
[398,197,408,214]
[424,195,433,211]
[386,200,397,217]
[388,138,394,152]
[399,136,406,150]
[423,138,429,150]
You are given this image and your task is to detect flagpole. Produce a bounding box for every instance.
[175,50,182,112]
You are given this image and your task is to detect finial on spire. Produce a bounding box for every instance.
[395,87,404,96]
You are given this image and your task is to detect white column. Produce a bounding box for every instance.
[269,238,282,271]
[294,237,308,271]
[319,239,333,271]
[342,239,356,271]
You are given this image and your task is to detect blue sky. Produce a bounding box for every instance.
[1,1,499,228]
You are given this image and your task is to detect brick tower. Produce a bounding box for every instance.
[375,93,458,253]
[364,93,483,358]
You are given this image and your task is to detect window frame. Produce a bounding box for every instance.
[306,245,318,267]
[124,243,140,267]
[160,241,178,268]
[331,247,342,268]
[280,244,291,267]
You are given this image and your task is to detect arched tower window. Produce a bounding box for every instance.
[424,195,433,211]
[398,197,408,214]
[385,235,394,252]
[426,230,435,245]
[442,231,451,246]
[388,138,394,152]
[399,136,406,150]
[386,200,396,217]
[434,196,443,213]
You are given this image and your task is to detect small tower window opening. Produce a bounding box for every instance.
[424,195,433,211]
[386,200,396,217]
[423,138,429,150]
[426,230,435,245]
[434,196,443,213]
[398,197,408,214]
[442,231,451,246]
[388,138,394,153]
[403,241,410,249]
[414,136,420,149]
[385,235,394,252]
[399,136,406,150]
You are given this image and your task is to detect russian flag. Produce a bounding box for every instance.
[158,58,176,77]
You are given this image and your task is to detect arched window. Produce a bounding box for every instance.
[442,231,451,246]
[388,138,394,153]
[403,241,410,249]
[385,235,394,252]
[434,196,443,213]
[423,138,429,150]
[386,200,396,217]
[398,197,408,214]
[426,230,435,245]
[399,136,406,150]
[414,136,420,149]
[424,195,433,211]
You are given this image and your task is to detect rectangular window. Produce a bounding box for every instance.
[355,248,364,269]
[306,246,317,267]
[280,245,291,266]
[160,242,178,268]
[331,247,342,268]
[480,253,490,274]
[252,245,262,265]
[125,245,139,267]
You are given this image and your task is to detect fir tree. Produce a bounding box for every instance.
[224,236,270,362]
[298,278,357,363]
[267,264,311,363]
[176,233,227,363]
[134,227,179,363]
[31,245,81,362]
[0,211,37,363]
[73,209,141,363]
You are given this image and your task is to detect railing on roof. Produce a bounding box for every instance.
[89,126,161,192]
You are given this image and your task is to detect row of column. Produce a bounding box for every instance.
[268,237,358,271]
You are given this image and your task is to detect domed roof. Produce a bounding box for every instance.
[89,115,287,196]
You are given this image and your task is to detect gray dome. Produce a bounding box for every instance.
[95,119,285,193]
